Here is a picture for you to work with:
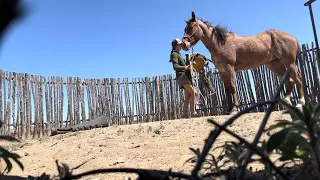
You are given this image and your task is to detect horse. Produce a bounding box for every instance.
[181,11,305,115]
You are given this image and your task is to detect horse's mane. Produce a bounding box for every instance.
[199,18,233,44]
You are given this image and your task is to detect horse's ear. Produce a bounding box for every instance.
[184,19,188,23]
[191,11,196,20]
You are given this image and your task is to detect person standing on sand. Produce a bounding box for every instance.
[169,38,200,118]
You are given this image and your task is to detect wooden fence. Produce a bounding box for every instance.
[0,42,319,140]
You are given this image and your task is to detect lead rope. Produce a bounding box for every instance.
[189,47,204,115]
[188,48,196,115]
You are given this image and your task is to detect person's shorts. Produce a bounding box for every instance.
[176,73,192,89]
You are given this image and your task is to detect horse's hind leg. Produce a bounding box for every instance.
[265,59,295,105]
[287,63,305,108]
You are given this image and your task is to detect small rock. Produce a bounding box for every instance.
[132,145,140,148]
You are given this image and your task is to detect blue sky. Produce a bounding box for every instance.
[0,0,318,80]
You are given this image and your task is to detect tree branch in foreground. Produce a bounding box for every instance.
[55,160,193,180]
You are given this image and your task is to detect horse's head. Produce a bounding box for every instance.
[182,11,203,51]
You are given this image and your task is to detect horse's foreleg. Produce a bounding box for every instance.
[224,84,233,113]
[219,72,232,114]
[219,72,232,112]
[219,66,239,115]
[229,69,239,115]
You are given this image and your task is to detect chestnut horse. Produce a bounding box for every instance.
[181,11,305,115]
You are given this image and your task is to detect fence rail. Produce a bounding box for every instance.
[0,42,319,140]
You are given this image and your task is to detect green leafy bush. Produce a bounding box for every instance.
[264,101,320,178]
[183,101,320,180]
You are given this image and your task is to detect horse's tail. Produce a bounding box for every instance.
[296,39,302,63]
[295,39,303,79]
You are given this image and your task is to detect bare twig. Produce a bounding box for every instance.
[60,167,192,180]
[191,69,289,179]
[49,142,58,147]
[73,156,95,170]
[191,100,275,177]
[238,68,290,179]
[208,119,290,180]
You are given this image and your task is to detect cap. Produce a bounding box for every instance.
[172,38,183,46]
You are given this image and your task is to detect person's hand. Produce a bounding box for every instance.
[185,65,191,70]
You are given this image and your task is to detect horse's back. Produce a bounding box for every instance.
[265,29,299,57]
[264,29,297,43]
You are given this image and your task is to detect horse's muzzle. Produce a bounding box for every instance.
[182,41,191,51]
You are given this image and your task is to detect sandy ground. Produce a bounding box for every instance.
[0,111,292,180]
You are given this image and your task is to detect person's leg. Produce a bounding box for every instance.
[182,83,197,115]
[182,89,191,117]
[177,74,200,117]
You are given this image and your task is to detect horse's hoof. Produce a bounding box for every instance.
[281,109,289,114]
[282,104,303,114]
[296,104,303,112]
[229,108,239,115]
[230,111,237,115]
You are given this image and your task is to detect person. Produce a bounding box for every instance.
[169,38,200,118]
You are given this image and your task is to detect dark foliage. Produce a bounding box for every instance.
[0,0,27,42]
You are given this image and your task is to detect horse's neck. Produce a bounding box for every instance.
[198,21,219,56]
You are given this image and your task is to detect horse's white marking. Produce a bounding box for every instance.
[296,97,305,108]
[298,97,306,105]
[283,95,292,105]
[230,106,240,115]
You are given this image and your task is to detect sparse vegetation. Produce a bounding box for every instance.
[185,101,320,180]
[0,69,319,180]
